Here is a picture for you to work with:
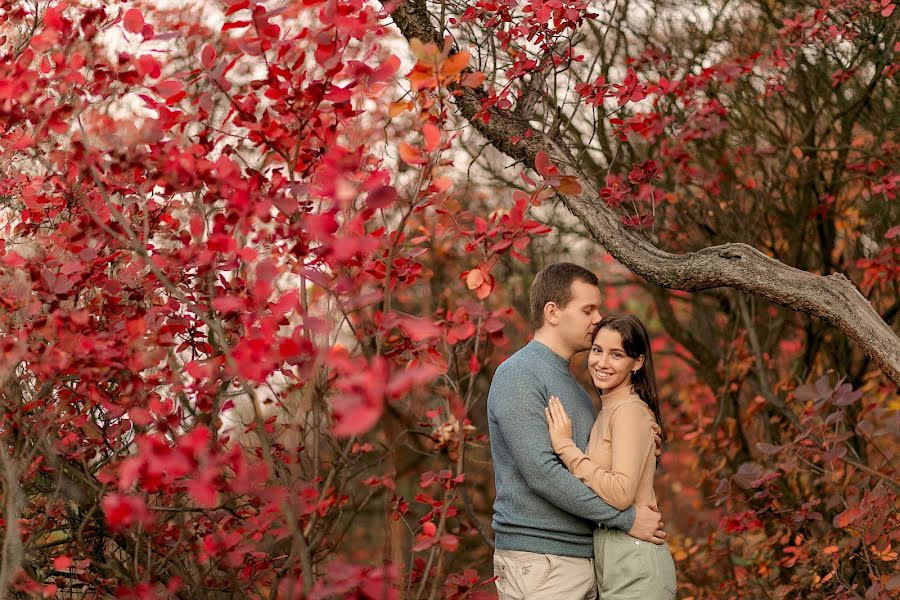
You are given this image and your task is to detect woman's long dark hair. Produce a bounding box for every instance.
[593,314,666,441]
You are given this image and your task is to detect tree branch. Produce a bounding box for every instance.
[386,1,900,384]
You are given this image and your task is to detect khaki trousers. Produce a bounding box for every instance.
[594,528,676,599]
[493,549,597,600]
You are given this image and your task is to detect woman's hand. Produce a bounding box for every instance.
[545,395,573,453]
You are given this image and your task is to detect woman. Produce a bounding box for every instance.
[545,314,676,599]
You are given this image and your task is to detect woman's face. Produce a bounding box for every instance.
[588,327,644,394]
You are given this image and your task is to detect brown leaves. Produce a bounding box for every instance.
[533,151,582,196]
[556,176,582,196]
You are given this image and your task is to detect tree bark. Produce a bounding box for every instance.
[386,1,900,385]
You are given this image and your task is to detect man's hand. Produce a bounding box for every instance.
[650,422,663,459]
[545,395,573,453]
[628,505,666,545]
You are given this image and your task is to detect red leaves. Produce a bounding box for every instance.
[201,529,246,567]
[102,494,152,531]
[186,475,219,509]
[224,0,250,16]
[439,534,459,552]
[0,0,522,596]
[856,227,900,292]
[574,75,609,106]
[600,180,631,208]
[621,210,653,228]
[201,45,216,70]
[395,315,442,342]
[315,38,339,70]
[874,0,896,18]
[251,5,281,39]
[612,68,650,106]
[627,159,660,184]
[154,79,185,105]
[534,150,555,178]
[719,510,764,534]
[304,210,340,239]
[366,185,398,209]
[123,9,144,34]
[136,55,161,79]
[422,123,441,153]
[833,506,863,529]
[221,20,251,32]
[328,351,388,436]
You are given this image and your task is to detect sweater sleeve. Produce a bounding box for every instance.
[556,401,655,510]
[489,366,636,531]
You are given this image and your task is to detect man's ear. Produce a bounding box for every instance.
[543,301,559,326]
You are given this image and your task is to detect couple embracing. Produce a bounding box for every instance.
[488,263,677,599]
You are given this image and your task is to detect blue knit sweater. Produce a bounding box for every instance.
[488,340,636,557]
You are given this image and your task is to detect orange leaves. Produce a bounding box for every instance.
[441,51,470,77]
[462,266,495,300]
[397,123,443,165]
[389,101,413,117]
[461,71,485,88]
[869,543,898,562]
[408,68,437,94]
[513,187,554,207]
[409,38,443,65]
[398,142,427,166]
[407,39,482,93]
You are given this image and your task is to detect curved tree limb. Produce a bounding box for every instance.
[386,0,900,385]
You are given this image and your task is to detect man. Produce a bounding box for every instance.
[488,263,666,599]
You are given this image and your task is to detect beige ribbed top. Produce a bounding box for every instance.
[556,385,658,511]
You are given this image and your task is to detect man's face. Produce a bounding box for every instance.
[553,279,602,354]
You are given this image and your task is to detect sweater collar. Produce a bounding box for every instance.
[526,339,572,375]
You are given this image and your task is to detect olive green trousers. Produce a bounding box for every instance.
[594,528,676,599]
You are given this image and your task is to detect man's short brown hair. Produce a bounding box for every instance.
[529,263,599,329]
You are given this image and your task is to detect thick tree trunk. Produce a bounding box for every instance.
[386,1,900,384]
